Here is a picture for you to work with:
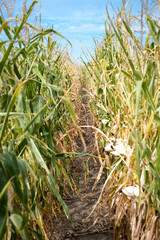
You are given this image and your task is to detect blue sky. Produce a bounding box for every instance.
[1,0,157,62]
[39,0,109,61]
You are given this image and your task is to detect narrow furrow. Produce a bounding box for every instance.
[51,88,113,240]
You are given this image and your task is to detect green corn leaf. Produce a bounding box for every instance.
[0,1,38,75]
[45,100,62,121]
[154,114,160,125]
[16,93,29,130]
[17,159,28,205]
[146,16,157,35]
[136,80,143,119]
[0,168,8,239]
[31,29,72,47]
[121,69,133,81]
[146,15,159,45]
[0,177,13,200]
[0,40,8,48]
[12,48,26,63]
[17,138,28,156]
[14,63,21,79]
[31,95,45,123]
[0,17,14,34]
[63,96,77,124]
[122,20,141,50]
[149,162,160,187]
[32,67,46,83]
[145,33,151,47]
[107,13,141,80]
[24,99,52,132]
[0,211,8,240]
[142,81,156,113]
[56,162,73,191]
[156,143,160,175]
[0,16,12,40]
[0,80,28,142]
[31,79,62,91]
[0,112,32,117]
[0,152,24,201]
[28,137,71,219]
[149,64,157,96]
[28,138,49,173]
[10,214,29,240]
[19,158,37,180]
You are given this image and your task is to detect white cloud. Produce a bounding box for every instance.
[39,2,110,60]
[41,8,106,24]
[67,24,105,33]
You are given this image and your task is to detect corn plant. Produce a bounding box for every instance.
[0,1,77,239]
[85,6,160,239]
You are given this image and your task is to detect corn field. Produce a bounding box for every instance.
[84,3,160,239]
[0,1,160,240]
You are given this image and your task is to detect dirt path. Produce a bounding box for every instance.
[51,88,113,240]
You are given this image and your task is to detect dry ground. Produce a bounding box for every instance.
[50,89,114,240]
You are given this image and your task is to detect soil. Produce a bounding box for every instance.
[51,89,113,240]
